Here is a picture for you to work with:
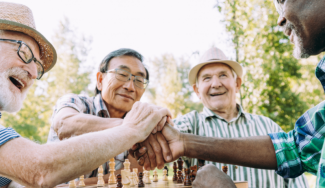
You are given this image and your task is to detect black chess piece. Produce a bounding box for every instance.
[138,172,145,187]
[184,168,192,186]
[116,174,122,188]
[177,170,183,183]
[173,162,178,181]
[164,166,169,176]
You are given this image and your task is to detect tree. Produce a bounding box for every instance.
[146,54,203,118]
[218,0,325,131]
[1,18,93,143]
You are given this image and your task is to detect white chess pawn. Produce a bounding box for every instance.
[97,165,105,187]
[68,180,76,188]
[162,169,168,181]
[145,171,151,184]
[153,170,158,182]
[130,172,137,186]
[133,168,139,183]
[79,175,85,187]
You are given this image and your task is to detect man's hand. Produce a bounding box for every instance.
[122,102,172,142]
[192,164,236,188]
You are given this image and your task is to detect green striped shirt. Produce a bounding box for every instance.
[173,105,309,188]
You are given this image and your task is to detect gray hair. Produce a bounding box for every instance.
[195,67,237,87]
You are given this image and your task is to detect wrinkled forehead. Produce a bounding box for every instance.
[198,63,233,78]
[0,30,40,57]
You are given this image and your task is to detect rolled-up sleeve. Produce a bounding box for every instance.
[0,125,21,187]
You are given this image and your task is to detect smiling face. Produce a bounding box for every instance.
[275,0,325,58]
[0,30,39,112]
[96,55,146,117]
[193,63,241,113]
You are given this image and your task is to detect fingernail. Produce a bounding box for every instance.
[167,156,172,162]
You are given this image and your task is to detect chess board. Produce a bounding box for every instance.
[56,179,247,188]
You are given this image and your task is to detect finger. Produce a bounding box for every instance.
[148,133,164,169]
[152,127,157,134]
[137,156,145,166]
[146,137,157,170]
[133,146,147,160]
[167,116,174,127]
[157,132,173,163]
[157,116,167,132]
[140,140,155,170]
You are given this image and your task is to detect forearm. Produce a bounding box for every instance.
[182,133,277,169]
[0,126,141,187]
[54,110,123,140]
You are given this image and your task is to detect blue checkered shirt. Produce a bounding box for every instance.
[268,55,325,183]
[0,112,21,187]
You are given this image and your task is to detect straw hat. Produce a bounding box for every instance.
[0,2,57,73]
[188,47,244,85]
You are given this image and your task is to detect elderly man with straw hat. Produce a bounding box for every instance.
[131,47,308,187]
[0,2,171,188]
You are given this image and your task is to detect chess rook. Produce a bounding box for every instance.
[184,168,192,186]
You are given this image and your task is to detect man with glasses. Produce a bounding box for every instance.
[0,2,171,188]
[47,48,172,185]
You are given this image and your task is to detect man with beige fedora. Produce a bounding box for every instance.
[0,2,171,188]
[131,47,309,187]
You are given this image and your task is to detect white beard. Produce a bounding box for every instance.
[0,67,30,113]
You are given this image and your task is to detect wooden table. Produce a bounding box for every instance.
[56,179,248,188]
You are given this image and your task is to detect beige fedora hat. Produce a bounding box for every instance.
[0,2,57,74]
[188,47,244,85]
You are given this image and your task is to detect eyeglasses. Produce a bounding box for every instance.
[0,38,44,79]
[274,0,285,16]
[106,68,149,89]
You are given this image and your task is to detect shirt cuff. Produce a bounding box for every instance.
[0,177,12,187]
[0,127,21,147]
[268,131,303,178]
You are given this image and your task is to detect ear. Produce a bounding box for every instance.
[96,72,104,92]
[193,84,201,100]
[235,77,242,93]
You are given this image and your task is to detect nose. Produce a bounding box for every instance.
[211,76,222,88]
[277,16,286,26]
[23,61,38,79]
[123,76,136,92]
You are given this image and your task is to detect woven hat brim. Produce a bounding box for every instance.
[188,60,244,85]
[0,19,57,73]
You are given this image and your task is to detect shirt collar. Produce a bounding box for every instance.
[316,55,325,92]
[202,103,246,122]
[93,94,110,118]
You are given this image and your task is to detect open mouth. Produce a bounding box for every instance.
[210,92,226,97]
[9,76,25,90]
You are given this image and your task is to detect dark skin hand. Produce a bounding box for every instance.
[131,124,277,170]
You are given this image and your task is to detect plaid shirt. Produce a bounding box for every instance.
[0,112,21,187]
[269,56,325,186]
[175,106,308,188]
[47,94,128,178]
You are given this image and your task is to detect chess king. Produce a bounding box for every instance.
[0,2,171,187]
[132,0,325,187]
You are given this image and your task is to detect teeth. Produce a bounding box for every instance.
[12,77,25,88]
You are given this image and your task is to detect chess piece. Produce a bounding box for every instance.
[142,167,148,183]
[162,169,168,181]
[152,170,158,182]
[133,168,139,183]
[124,159,131,172]
[68,180,76,188]
[177,170,183,183]
[182,168,185,176]
[198,159,205,169]
[97,165,105,187]
[164,166,169,176]
[121,170,131,188]
[222,166,228,174]
[109,158,117,184]
[173,162,177,181]
[190,165,197,182]
[184,168,192,186]
[79,175,85,187]
[116,174,123,188]
[130,172,137,186]
[145,171,151,184]
[138,172,145,187]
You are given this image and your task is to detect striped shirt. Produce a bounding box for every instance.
[47,94,128,178]
[0,112,21,187]
[174,105,309,188]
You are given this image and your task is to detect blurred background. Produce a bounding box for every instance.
[1,0,323,186]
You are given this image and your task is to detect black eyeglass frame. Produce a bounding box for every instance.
[0,38,44,79]
[106,68,149,89]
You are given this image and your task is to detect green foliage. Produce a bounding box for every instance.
[0,18,93,143]
[146,54,203,118]
[220,0,325,131]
